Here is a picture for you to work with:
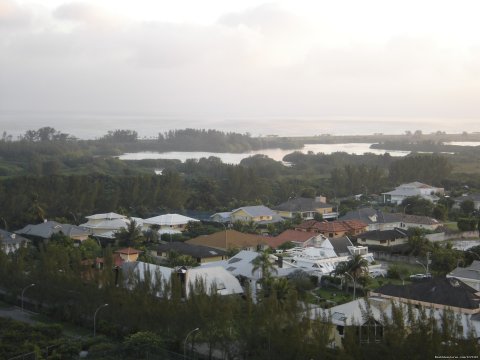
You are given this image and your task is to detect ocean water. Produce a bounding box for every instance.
[1,111,480,139]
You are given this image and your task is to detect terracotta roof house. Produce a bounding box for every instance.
[230,205,284,225]
[371,277,480,314]
[382,181,444,205]
[16,221,90,242]
[157,242,228,264]
[355,228,409,247]
[447,260,480,291]
[265,229,319,249]
[272,197,338,220]
[0,229,29,254]
[295,219,368,238]
[186,229,269,251]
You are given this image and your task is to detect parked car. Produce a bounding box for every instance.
[409,273,432,280]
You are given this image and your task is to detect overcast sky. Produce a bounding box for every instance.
[1,0,480,120]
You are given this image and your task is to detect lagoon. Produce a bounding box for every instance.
[118,143,410,164]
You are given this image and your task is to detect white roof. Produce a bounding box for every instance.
[143,214,200,226]
[85,212,126,220]
[158,228,182,235]
[185,266,243,297]
[201,250,279,280]
[80,218,129,230]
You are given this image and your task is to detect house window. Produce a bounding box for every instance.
[337,325,344,336]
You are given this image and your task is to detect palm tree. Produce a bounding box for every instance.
[251,250,278,280]
[332,254,369,299]
[114,219,143,247]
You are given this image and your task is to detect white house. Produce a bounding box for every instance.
[447,260,480,291]
[142,213,199,232]
[382,182,444,205]
[81,213,144,238]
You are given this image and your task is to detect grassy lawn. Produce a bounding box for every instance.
[444,221,459,231]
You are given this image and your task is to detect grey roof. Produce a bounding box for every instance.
[375,277,480,310]
[356,228,409,242]
[454,194,480,203]
[448,260,480,281]
[16,221,90,239]
[0,229,29,245]
[210,212,232,221]
[273,197,332,212]
[232,205,277,217]
[329,236,354,256]
[157,242,227,259]
[340,208,385,224]
[340,208,439,226]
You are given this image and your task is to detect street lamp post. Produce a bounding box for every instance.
[21,283,35,312]
[93,303,109,337]
[415,260,428,275]
[183,327,199,359]
[403,203,411,215]
[344,273,356,300]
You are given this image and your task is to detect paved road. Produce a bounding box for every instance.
[0,306,38,324]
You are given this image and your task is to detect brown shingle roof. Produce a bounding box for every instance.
[186,229,268,250]
[295,220,367,233]
[265,230,318,249]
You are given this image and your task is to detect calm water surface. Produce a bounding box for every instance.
[118,143,410,164]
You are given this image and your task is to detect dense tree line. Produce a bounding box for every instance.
[388,154,453,186]
[0,236,478,359]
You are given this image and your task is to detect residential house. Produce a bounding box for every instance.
[114,247,142,263]
[282,235,373,276]
[371,277,480,315]
[447,260,480,291]
[310,297,388,348]
[157,242,228,264]
[185,266,244,297]
[230,205,284,224]
[311,293,480,349]
[121,261,243,298]
[295,219,368,238]
[0,229,29,254]
[186,229,269,251]
[265,229,319,249]
[121,261,173,296]
[142,213,200,233]
[355,228,409,247]
[272,196,338,220]
[80,213,144,238]
[453,194,480,211]
[209,212,232,223]
[201,250,302,301]
[340,208,442,231]
[16,220,90,242]
[382,181,444,205]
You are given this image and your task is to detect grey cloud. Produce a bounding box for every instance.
[0,0,33,29]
